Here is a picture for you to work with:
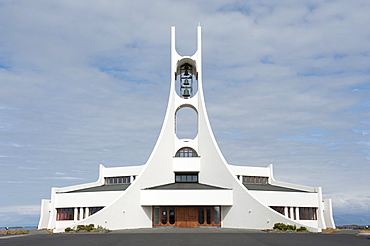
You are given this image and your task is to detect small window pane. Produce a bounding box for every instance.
[161,207,167,224]
[198,207,204,224]
[206,207,212,224]
[169,207,175,224]
[193,175,198,182]
[154,206,160,224]
[214,206,220,224]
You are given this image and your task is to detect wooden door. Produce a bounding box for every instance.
[187,207,198,228]
[176,207,187,228]
[176,207,198,228]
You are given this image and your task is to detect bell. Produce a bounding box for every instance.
[182,89,190,97]
[184,70,189,76]
[183,79,190,86]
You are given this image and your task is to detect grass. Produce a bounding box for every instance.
[358,229,370,234]
[0,229,29,235]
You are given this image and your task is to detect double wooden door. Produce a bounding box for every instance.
[176,207,198,228]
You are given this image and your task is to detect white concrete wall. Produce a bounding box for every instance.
[103,165,143,177]
[249,191,319,207]
[172,157,200,172]
[140,189,233,206]
[228,165,270,177]
[38,199,51,229]
[55,191,124,208]
[323,199,336,228]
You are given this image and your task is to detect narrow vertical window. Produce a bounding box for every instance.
[206,207,212,224]
[154,206,160,225]
[161,207,168,224]
[214,206,220,225]
[198,207,204,224]
[169,207,175,225]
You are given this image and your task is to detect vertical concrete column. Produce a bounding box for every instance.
[295,207,300,221]
[284,207,288,218]
[85,207,89,218]
[290,207,294,220]
[79,207,84,220]
[74,207,78,222]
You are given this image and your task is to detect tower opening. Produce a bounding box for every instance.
[175,106,198,139]
[175,59,198,98]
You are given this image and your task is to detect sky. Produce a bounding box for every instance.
[0,0,369,227]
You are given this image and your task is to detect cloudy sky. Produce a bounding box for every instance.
[0,0,369,227]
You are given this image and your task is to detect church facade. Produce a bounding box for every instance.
[38,26,335,233]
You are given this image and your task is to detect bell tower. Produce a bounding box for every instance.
[139,24,231,187]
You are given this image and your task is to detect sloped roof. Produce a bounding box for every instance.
[143,182,230,190]
[244,184,312,192]
[60,184,130,193]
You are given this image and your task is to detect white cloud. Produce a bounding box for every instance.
[0,205,40,215]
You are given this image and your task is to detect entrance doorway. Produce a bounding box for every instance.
[152,206,221,227]
[176,207,198,228]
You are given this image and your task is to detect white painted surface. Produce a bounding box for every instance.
[249,191,319,207]
[228,165,271,177]
[103,165,143,177]
[140,189,233,206]
[55,191,123,207]
[38,199,51,229]
[172,157,200,172]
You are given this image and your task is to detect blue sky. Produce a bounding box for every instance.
[0,0,369,226]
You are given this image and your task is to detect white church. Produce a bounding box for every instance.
[38,26,335,233]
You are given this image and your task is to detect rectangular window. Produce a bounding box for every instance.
[175,173,198,183]
[88,207,104,216]
[270,206,285,215]
[299,207,317,220]
[242,176,268,184]
[198,206,221,226]
[56,208,74,221]
[105,176,131,185]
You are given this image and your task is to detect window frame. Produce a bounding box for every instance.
[175,147,198,157]
[175,172,199,183]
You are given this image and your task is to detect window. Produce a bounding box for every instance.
[56,208,74,221]
[105,176,131,185]
[153,206,176,226]
[242,176,268,184]
[270,206,285,215]
[198,206,221,226]
[154,206,160,224]
[161,206,168,224]
[299,207,317,220]
[175,147,198,157]
[175,173,198,182]
[89,207,104,216]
